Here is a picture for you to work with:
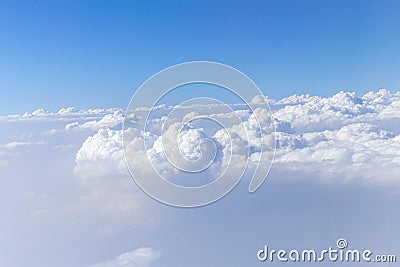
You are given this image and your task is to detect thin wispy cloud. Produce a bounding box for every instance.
[87,247,160,267]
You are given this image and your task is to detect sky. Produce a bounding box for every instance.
[0,1,400,267]
[1,0,400,114]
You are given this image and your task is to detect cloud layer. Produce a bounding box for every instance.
[1,90,399,216]
[1,89,399,267]
[71,89,400,185]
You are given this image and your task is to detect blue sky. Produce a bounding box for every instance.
[1,2,400,267]
[1,0,400,114]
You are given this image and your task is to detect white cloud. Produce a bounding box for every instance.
[73,89,400,185]
[0,107,122,123]
[73,128,156,233]
[88,247,160,267]
[1,140,47,154]
[75,128,126,178]
[67,110,124,132]
[3,140,46,149]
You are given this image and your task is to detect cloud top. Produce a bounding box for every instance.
[70,89,400,185]
[2,89,398,185]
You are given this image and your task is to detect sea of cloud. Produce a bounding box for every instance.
[2,89,399,185]
[1,89,399,267]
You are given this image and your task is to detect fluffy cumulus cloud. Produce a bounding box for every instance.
[72,89,400,185]
[88,247,160,267]
[73,127,153,234]
[75,128,125,178]
[270,89,400,183]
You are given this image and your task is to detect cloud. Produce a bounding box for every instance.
[73,89,400,185]
[66,110,124,132]
[1,140,47,155]
[88,247,160,267]
[3,140,46,149]
[75,128,126,178]
[74,128,157,234]
[0,107,122,124]
[273,89,400,132]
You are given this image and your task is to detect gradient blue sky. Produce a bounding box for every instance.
[1,0,400,114]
